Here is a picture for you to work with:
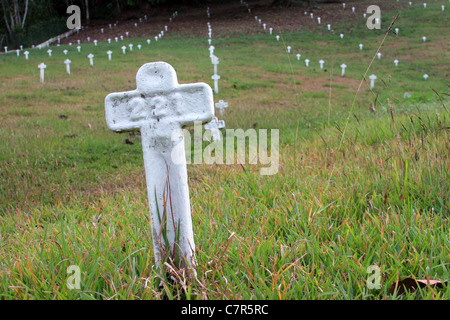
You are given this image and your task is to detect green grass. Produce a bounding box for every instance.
[0,0,448,299]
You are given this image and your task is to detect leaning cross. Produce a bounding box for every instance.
[88,53,94,66]
[105,62,214,269]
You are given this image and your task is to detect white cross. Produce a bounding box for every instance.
[394,59,399,67]
[269,27,273,35]
[422,36,427,42]
[215,100,228,116]
[115,37,119,42]
[305,59,310,67]
[205,117,225,141]
[369,74,377,89]
[105,62,214,269]
[377,52,382,60]
[359,43,363,50]
[276,35,280,41]
[129,44,133,51]
[16,49,20,56]
[24,51,29,60]
[137,44,142,50]
[88,53,94,66]
[38,63,46,83]
[317,17,321,24]
[209,45,215,58]
[423,74,429,80]
[319,59,325,69]
[64,59,71,75]
[287,46,291,53]
[423,3,427,8]
[296,53,301,60]
[47,49,52,57]
[94,40,98,46]
[4,46,7,52]
[107,50,112,61]
[340,33,344,39]
[63,49,68,55]
[327,24,331,31]
[77,46,81,52]
[147,39,151,45]
[340,64,347,77]
[122,46,126,54]
[395,28,399,35]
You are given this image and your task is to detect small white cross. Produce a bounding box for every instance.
[87,53,94,66]
[107,50,113,61]
[340,64,347,77]
[369,74,377,89]
[215,100,229,117]
[105,62,214,270]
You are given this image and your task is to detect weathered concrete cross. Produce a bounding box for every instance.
[105,62,214,269]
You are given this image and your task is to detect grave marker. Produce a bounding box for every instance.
[319,59,325,69]
[122,46,126,54]
[38,63,46,83]
[359,43,363,50]
[64,59,71,75]
[104,62,214,269]
[296,53,301,60]
[47,49,52,57]
[305,58,310,67]
[107,50,113,61]
[369,74,377,89]
[340,63,347,77]
[88,53,94,66]
[394,59,399,67]
[423,74,429,80]
[24,51,29,60]
[215,100,228,117]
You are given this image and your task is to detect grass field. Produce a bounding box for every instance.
[0,0,448,299]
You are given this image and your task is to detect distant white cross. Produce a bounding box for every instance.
[215,100,229,116]
[87,53,94,66]
[64,59,71,75]
[38,63,46,83]
[105,62,215,270]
